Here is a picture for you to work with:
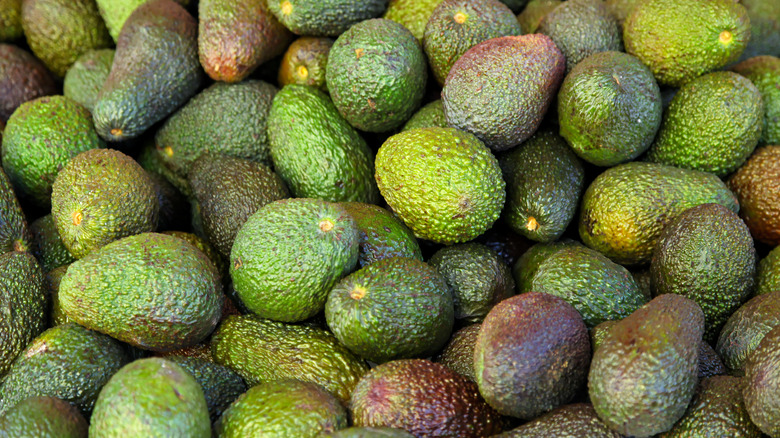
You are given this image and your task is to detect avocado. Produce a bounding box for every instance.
[428,243,514,322]
[558,51,662,167]
[0,323,129,416]
[375,127,505,244]
[63,48,114,114]
[0,167,31,253]
[198,0,293,83]
[497,403,622,437]
[46,265,72,326]
[383,0,443,41]
[716,291,780,373]
[266,85,379,203]
[589,294,704,437]
[499,129,584,242]
[163,355,247,422]
[51,148,158,259]
[579,161,739,265]
[0,251,47,378]
[325,257,454,363]
[2,95,105,208]
[737,0,780,61]
[434,323,480,381]
[516,0,561,34]
[30,214,76,272]
[728,146,780,246]
[0,396,88,438]
[278,36,333,91]
[0,44,57,122]
[230,198,359,322]
[647,71,763,177]
[339,202,422,267]
[327,18,427,132]
[267,0,387,37]
[59,233,224,352]
[731,56,780,146]
[21,0,111,77]
[651,203,756,342]
[92,0,203,142]
[330,428,415,438]
[0,0,22,41]
[743,325,780,437]
[351,359,503,437]
[538,0,623,73]
[95,0,191,42]
[511,239,581,292]
[442,34,565,151]
[527,244,647,328]
[604,0,640,28]
[89,358,210,437]
[661,375,762,438]
[757,244,780,295]
[210,314,369,404]
[400,99,447,131]
[161,231,227,281]
[189,154,289,258]
[215,379,348,437]
[589,320,618,353]
[623,0,750,87]
[475,292,591,419]
[423,0,522,85]
[137,141,191,197]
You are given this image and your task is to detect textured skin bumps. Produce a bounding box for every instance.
[475,292,591,419]
[0,167,31,253]
[498,403,622,437]
[278,37,333,91]
[731,56,780,146]
[0,0,23,42]
[589,294,704,437]
[442,34,565,151]
[327,19,427,132]
[383,0,444,41]
[0,396,88,438]
[435,323,480,381]
[730,146,780,246]
[743,326,780,437]
[578,162,739,265]
[267,0,387,37]
[58,233,224,352]
[716,292,780,373]
[63,48,114,113]
[339,202,422,268]
[0,44,57,121]
[375,127,505,244]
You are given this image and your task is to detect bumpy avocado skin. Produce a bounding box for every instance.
[578,161,738,265]
[442,34,565,151]
[401,100,447,131]
[327,18,427,133]
[278,37,333,91]
[717,291,780,373]
[95,0,191,42]
[0,0,23,41]
[435,323,481,382]
[589,294,704,437]
[731,55,780,146]
[497,403,622,437]
[728,147,780,246]
[647,71,763,177]
[0,44,57,122]
[0,323,129,416]
[736,0,780,61]
[516,0,561,34]
[743,326,780,437]
[92,0,203,142]
[268,0,387,37]
[63,49,114,113]
[0,396,88,438]
[756,244,780,295]
[383,0,443,41]
[339,202,422,267]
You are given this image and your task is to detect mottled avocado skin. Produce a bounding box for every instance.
[589,294,704,437]
[0,396,88,438]
[0,0,24,41]
[443,34,565,151]
[92,0,203,142]
[731,56,780,146]
[0,43,57,122]
[435,323,481,381]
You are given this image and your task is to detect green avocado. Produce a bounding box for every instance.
[63,49,114,114]
[0,396,88,438]
[339,202,422,267]
[267,0,387,37]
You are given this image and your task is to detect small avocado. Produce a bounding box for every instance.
[89,358,210,437]
[63,48,114,114]
[278,36,333,91]
[716,291,780,373]
[757,244,780,295]
[728,146,780,246]
[743,325,780,437]
[198,0,293,83]
[327,18,427,132]
[267,0,387,37]
[0,323,129,416]
[442,34,565,150]
[0,44,57,122]
[383,0,444,41]
[215,380,348,438]
[351,359,503,437]
[434,323,480,381]
[330,428,415,438]
[210,314,369,404]
[0,396,88,438]
[46,265,72,326]
[339,202,422,267]
[475,292,591,419]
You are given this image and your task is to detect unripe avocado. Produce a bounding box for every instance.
[434,323,480,381]
[442,34,565,151]
[757,244,780,295]
[63,48,114,113]
[511,239,582,292]
[0,44,57,122]
[383,0,444,41]
[95,0,191,42]
[89,358,210,438]
[339,202,422,267]
[327,18,427,132]
[738,0,780,62]
[0,396,88,438]
[401,99,447,131]
[516,0,561,34]
[267,0,387,37]
[731,55,780,146]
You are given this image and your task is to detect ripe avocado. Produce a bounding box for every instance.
[743,325,780,437]
[383,0,443,41]
[589,294,704,437]
[651,203,756,342]
[215,380,348,438]
[375,127,505,244]
[716,291,780,373]
[728,146,780,246]
[325,257,454,363]
[198,0,293,83]
[351,359,503,437]
[442,34,565,151]
[0,44,57,122]
[647,71,763,177]
[92,0,203,142]
[475,292,591,419]
[63,49,114,114]
[499,129,584,242]
[278,37,333,91]
[327,19,427,132]
[0,396,88,438]
[267,0,387,37]
[339,202,422,267]
[89,358,210,438]
[0,323,129,416]
[731,55,780,146]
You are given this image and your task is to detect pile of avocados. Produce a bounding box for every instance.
[1,0,780,436]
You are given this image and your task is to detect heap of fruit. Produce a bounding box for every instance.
[0,0,779,436]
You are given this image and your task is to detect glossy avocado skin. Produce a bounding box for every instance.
[92,0,203,142]
[278,37,333,91]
